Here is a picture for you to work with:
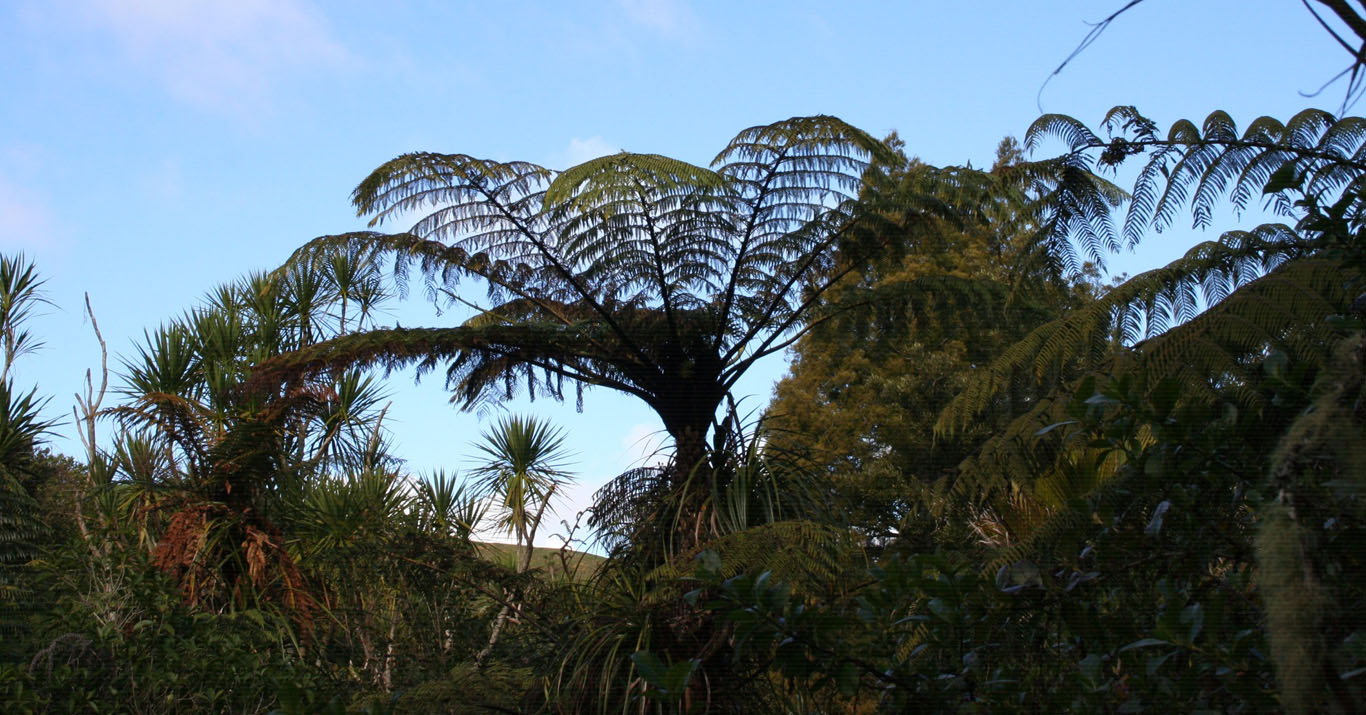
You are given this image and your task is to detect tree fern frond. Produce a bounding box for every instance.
[935,224,1315,436]
[1044,107,1366,242]
[250,324,628,408]
[544,152,731,211]
[1012,158,1127,273]
[1025,114,1103,154]
[353,153,553,232]
[1130,256,1352,389]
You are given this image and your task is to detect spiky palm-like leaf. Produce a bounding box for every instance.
[470,415,573,572]
[415,469,486,539]
[0,253,52,624]
[0,254,50,384]
[98,258,398,628]
[291,468,412,555]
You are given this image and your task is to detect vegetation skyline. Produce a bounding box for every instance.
[0,2,1344,548]
[3,2,1365,711]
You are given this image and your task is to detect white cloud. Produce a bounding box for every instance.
[548,136,619,169]
[616,0,698,37]
[75,0,351,115]
[139,157,183,201]
[0,174,60,253]
[621,422,669,468]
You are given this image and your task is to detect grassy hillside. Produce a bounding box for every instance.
[474,541,604,581]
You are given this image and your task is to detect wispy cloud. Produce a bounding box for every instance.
[616,0,699,37]
[548,136,619,169]
[0,173,61,254]
[139,157,184,201]
[621,422,668,468]
[72,0,352,116]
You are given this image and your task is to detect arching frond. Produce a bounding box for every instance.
[545,152,731,211]
[1028,107,1366,244]
[708,117,891,351]
[807,273,1019,348]
[544,153,735,310]
[353,153,554,259]
[1025,114,1106,154]
[1008,156,1128,275]
[588,466,671,552]
[1125,256,1351,405]
[252,322,650,413]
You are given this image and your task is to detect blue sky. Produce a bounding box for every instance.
[0,0,1346,547]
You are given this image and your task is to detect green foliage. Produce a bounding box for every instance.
[940,107,1366,438]
[0,254,54,660]
[0,467,41,657]
[768,138,1098,537]
[10,92,1366,712]
[268,118,893,420]
[15,544,320,713]
[470,415,574,569]
[1257,331,1366,713]
[0,254,49,383]
[347,662,537,714]
[256,117,1111,519]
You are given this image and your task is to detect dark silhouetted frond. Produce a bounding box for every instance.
[1029,107,1366,244]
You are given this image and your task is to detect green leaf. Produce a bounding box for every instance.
[1341,666,1366,681]
[1149,376,1180,417]
[1120,638,1171,652]
[1146,650,1178,675]
[834,660,861,697]
[1144,500,1171,536]
[1078,653,1104,684]
[1035,420,1078,437]
[1084,393,1121,408]
[1181,603,1204,643]
[1263,162,1300,194]
[694,548,722,581]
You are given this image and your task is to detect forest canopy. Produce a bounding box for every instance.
[1,2,1364,713]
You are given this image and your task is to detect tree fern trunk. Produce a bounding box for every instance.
[1258,330,1366,714]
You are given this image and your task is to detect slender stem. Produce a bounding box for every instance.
[72,293,107,545]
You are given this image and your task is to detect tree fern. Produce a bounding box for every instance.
[255,117,914,500]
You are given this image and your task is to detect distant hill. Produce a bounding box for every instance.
[474,541,604,581]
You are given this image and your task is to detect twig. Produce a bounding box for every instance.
[71,293,107,544]
[1038,0,1149,112]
